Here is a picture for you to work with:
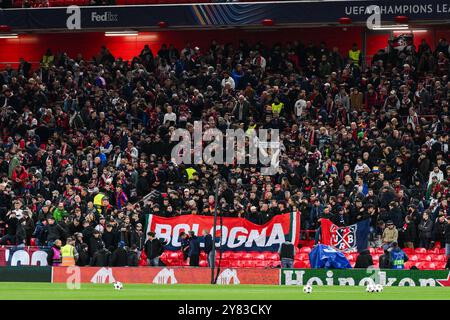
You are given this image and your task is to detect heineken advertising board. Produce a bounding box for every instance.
[281,269,450,287]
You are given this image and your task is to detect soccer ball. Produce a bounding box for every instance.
[375,284,383,292]
[113,281,123,290]
[303,285,313,294]
[366,284,375,293]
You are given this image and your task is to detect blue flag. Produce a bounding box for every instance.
[309,244,352,269]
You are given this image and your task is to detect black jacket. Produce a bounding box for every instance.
[76,250,90,266]
[279,242,295,260]
[378,253,391,269]
[433,221,447,242]
[102,231,118,251]
[418,219,433,240]
[203,234,213,253]
[110,247,128,267]
[91,248,111,267]
[354,249,374,268]
[127,250,139,266]
[445,223,450,244]
[145,238,163,259]
[45,223,62,242]
[88,237,104,257]
[188,236,200,257]
[402,221,417,243]
[130,230,146,250]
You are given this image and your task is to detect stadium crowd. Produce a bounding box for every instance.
[0,35,449,267]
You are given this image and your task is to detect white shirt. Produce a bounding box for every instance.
[163,112,177,124]
[428,170,444,186]
[221,77,235,90]
[295,99,306,117]
[12,209,23,220]
[354,163,369,174]
[252,56,266,70]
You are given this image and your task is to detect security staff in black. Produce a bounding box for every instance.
[279,241,295,268]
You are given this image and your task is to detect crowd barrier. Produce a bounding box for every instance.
[0,266,448,286]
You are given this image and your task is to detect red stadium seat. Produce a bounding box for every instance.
[253,253,266,260]
[221,251,232,260]
[375,248,384,254]
[415,248,427,253]
[253,260,267,268]
[435,262,446,269]
[168,251,181,259]
[295,253,309,261]
[409,254,419,261]
[369,248,376,254]
[242,252,254,260]
[265,252,279,261]
[372,255,379,262]
[404,261,414,269]
[402,248,414,255]
[417,262,436,270]
[199,260,208,267]
[434,255,447,262]
[428,247,441,254]
[230,252,242,260]
[299,247,312,253]
[217,260,230,268]
[440,248,447,255]
[419,254,432,262]
[268,260,281,268]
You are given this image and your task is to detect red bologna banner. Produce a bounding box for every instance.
[52,266,279,285]
[145,212,300,252]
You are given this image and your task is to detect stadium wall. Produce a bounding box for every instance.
[0,27,364,68]
[1,26,449,69]
[48,266,450,287]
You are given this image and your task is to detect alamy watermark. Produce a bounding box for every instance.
[170,121,281,175]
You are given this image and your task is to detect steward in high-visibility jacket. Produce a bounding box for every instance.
[348,43,361,66]
[61,238,78,266]
[186,167,197,180]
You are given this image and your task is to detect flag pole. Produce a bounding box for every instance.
[210,178,219,284]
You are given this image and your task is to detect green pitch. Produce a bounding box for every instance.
[0,282,449,300]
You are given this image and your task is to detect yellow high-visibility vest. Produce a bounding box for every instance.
[60,244,75,266]
[186,167,197,180]
[271,102,284,114]
[349,49,361,66]
[42,55,54,68]
[245,124,257,137]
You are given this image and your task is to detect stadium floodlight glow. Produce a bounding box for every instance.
[105,31,138,37]
[0,33,18,39]
[372,24,409,30]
